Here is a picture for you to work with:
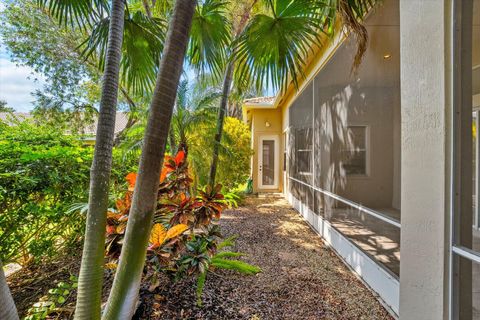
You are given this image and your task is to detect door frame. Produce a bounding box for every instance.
[258,134,280,190]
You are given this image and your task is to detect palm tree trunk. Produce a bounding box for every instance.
[208,60,233,187]
[74,1,125,319]
[0,261,19,320]
[102,1,196,319]
[207,1,255,187]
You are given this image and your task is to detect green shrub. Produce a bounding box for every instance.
[0,118,92,264]
[189,117,253,190]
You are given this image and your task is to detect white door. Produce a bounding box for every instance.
[258,135,279,189]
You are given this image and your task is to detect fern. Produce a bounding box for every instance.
[211,257,261,275]
[214,251,245,259]
[217,235,238,250]
[221,190,244,208]
[196,272,207,306]
[194,236,260,307]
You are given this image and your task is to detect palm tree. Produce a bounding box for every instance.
[102,1,197,318]
[117,78,218,159]
[72,0,125,318]
[205,0,320,186]
[172,79,219,153]
[0,261,19,320]
[34,0,168,144]
[33,0,170,316]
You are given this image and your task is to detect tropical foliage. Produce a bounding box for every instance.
[189,116,253,190]
[120,79,252,190]
[0,119,92,265]
[0,118,138,265]
[25,275,78,320]
[104,150,259,306]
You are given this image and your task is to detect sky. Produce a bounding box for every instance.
[0,1,45,112]
[0,44,45,112]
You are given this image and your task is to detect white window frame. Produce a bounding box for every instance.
[342,125,370,177]
[294,127,313,176]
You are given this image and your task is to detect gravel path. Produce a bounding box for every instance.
[148,195,393,319]
[9,195,393,319]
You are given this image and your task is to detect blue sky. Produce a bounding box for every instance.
[0,2,45,112]
[0,44,45,112]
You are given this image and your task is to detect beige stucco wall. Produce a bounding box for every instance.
[399,0,451,318]
[313,84,398,209]
[250,108,283,193]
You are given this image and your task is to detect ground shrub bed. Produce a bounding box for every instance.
[8,196,392,319]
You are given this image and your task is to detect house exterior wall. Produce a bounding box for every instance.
[244,0,480,318]
[285,0,400,211]
[250,108,283,193]
[265,0,402,314]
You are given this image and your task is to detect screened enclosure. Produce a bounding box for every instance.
[451,0,480,318]
[287,0,401,278]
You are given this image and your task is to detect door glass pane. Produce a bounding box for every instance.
[262,140,275,185]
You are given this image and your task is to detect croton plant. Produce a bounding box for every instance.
[104,151,259,305]
[105,150,226,262]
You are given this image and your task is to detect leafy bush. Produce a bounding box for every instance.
[188,116,253,190]
[0,119,92,264]
[105,150,260,306]
[216,117,253,190]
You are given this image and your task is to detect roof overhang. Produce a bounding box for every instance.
[242,102,276,123]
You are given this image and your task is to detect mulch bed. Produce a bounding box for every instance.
[8,195,393,319]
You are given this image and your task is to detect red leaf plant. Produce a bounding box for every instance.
[104,150,226,266]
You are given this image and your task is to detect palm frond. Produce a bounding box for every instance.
[234,0,327,93]
[188,0,231,80]
[37,0,109,28]
[66,202,89,215]
[336,0,376,71]
[80,11,167,95]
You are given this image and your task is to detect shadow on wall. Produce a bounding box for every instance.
[317,82,366,201]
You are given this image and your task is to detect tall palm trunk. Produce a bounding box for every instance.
[208,60,233,187]
[0,261,19,320]
[102,1,196,319]
[208,2,255,187]
[74,0,125,319]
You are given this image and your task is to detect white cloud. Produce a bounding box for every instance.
[0,48,45,112]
